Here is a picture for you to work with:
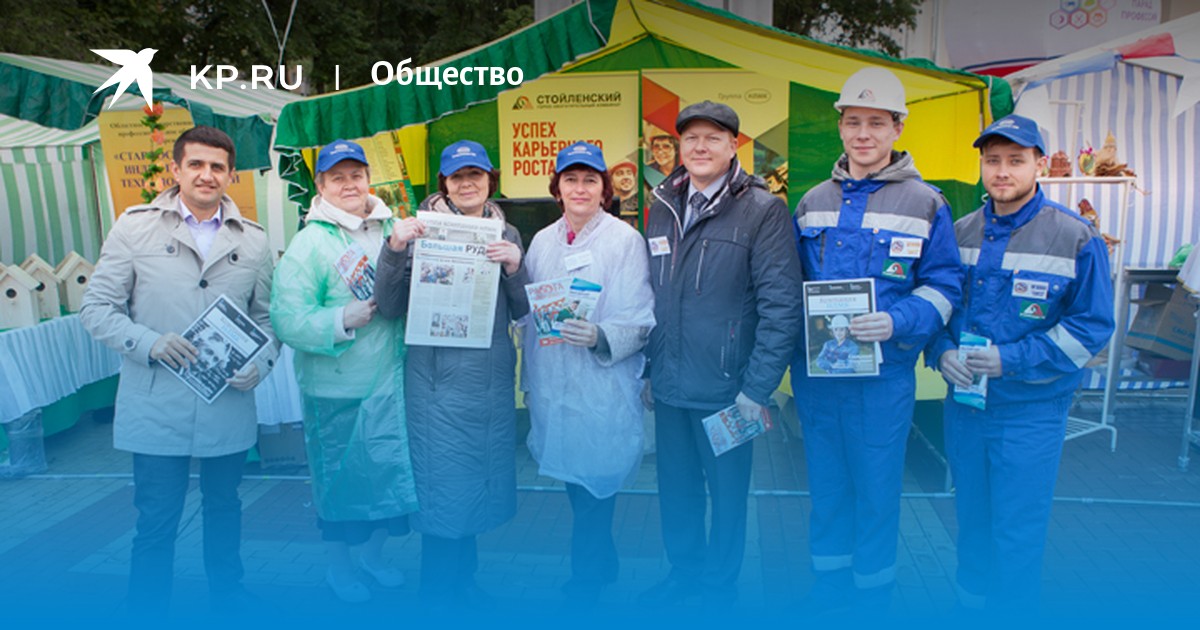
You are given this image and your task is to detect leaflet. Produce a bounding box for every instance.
[404,211,502,349]
[702,404,775,457]
[525,276,603,347]
[802,278,881,377]
[953,332,992,410]
[167,294,270,404]
[333,242,374,300]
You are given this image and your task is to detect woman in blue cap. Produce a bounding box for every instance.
[521,141,655,608]
[374,140,529,610]
[270,139,417,603]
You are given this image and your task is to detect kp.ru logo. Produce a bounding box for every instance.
[92,48,158,109]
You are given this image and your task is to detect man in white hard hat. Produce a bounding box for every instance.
[791,66,963,612]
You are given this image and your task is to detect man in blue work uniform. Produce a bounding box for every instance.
[931,114,1114,611]
[792,66,963,611]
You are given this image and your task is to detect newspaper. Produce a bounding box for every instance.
[333,242,374,300]
[702,404,774,457]
[167,294,270,404]
[803,278,881,377]
[953,332,992,410]
[525,276,603,347]
[404,211,502,348]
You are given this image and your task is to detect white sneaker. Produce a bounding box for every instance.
[358,557,406,588]
[326,568,371,603]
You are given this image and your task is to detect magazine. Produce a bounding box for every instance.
[802,278,881,377]
[702,403,774,457]
[333,242,375,300]
[404,211,503,348]
[953,332,992,410]
[524,276,603,347]
[167,295,270,404]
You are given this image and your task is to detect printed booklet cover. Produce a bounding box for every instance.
[803,278,881,377]
[525,276,602,346]
[167,295,270,404]
[702,404,774,457]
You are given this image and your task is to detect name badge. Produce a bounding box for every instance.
[889,237,923,258]
[564,251,594,271]
[1012,279,1049,300]
[649,236,671,257]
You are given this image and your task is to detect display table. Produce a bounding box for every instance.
[0,315,122,426]
[0,316,304,462]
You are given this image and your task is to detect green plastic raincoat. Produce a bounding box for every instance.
[270,195,418,522]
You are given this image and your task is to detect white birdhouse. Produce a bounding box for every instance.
[54,252,94,314]
[20,254,61,320]
[0,264,41,330]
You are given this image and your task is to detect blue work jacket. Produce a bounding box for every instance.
[929,188,1115,405]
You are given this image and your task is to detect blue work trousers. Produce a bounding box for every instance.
[945,395,1071,610]
[794,371,915,588]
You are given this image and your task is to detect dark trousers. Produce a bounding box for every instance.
[563,483,619,595]
[128,451,246,614]
[654,401,754,592]
[420,533,478,604]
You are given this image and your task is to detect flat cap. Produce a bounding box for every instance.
[676,100,739,136]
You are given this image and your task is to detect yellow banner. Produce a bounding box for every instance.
[497,72,640,199]
[641,69,790,205]
[97,107,257,221]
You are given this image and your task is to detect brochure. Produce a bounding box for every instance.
[802,278,881,377]
[953,332,992,410]
[167,294,270,404]
[525,276,603,347]
[333,242,375,300]
[702,403,774,457]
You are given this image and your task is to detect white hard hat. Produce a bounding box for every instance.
[835,66,908,117]
[830,315,850,329]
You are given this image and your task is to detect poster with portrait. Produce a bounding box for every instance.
[168,295,270,404]
[641,69,790,205]
[497,72,640,202]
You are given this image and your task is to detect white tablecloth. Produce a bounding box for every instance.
[0,315,304,426]
[0,315,121,424]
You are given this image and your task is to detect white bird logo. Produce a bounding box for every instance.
[91,48,158,109]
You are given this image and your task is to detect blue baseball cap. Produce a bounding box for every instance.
[439,140,494,176]
[555,141,607,174]
[316,139,369,174]
[973,115,1047,155]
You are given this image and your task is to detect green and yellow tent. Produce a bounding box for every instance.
[273,0,1012,220]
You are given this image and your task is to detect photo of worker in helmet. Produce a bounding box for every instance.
[815,314,861,375]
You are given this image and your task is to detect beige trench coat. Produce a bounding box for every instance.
[80,187,278,457]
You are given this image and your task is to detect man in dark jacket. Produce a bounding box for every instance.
[640,101,803,606]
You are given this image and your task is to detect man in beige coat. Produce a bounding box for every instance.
[80,126,277,615]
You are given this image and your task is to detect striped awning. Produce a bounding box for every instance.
[0,52,299,170]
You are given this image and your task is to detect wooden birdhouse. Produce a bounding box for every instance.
[20,254,62,320]
[0,264,41,329]
[54,252,94,314]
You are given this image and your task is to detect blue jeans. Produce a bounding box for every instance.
[128,451,246,614]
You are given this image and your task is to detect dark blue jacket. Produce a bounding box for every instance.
[644,161,803,408]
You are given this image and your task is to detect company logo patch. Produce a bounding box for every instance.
[881,259,909,280]
[857,89,875,102]
[92,48,158,109]
[1019,300,1046,320]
